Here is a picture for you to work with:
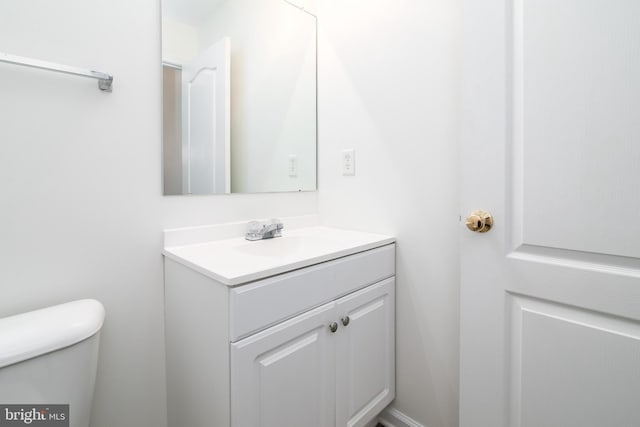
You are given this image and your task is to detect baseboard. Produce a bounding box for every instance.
[377,407,426,427]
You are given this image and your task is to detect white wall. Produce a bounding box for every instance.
[0,2,316,427]
[161,17,199,65]
[317,1,460,426]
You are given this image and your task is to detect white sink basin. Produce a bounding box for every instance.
[163,226,394,286]
[231,236,304,257]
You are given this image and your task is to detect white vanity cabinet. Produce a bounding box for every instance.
[231,278,395,427]
[163,226,395,427]
[230,298,336,427]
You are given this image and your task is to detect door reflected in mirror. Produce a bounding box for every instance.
[162,0,317,195]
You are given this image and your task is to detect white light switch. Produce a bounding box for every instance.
[288,155,298,177]
[342,149,355,176]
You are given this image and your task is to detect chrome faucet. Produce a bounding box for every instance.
[245,219,284,241]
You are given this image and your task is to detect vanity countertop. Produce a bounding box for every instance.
[163,226,395,286]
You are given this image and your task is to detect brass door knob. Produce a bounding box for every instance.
[465,210,493,233]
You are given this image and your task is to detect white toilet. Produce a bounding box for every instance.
[0,299,105,427]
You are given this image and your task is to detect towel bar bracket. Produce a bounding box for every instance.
[97,75,113,92]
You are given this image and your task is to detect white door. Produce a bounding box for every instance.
[335,278,395,427]
[181,37,230,194]
[230,302,336,427]
[460,1,640,427]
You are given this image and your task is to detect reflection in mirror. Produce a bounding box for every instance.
[162,0,317,195]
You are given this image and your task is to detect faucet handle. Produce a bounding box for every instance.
[269,218,284,237]
[269,218,284,230]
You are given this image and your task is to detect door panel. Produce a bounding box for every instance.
[509,295,640,427]
[460,0,640,426]
[181,37,230,194]
[514,0,640,258]
[231,301,335,427]
[186,67,217,194]
[335,278,395,427]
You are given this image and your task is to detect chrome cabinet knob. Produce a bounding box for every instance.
[329,322,338,333]
[341,316,350,327]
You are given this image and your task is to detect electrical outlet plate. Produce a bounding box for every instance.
[342,149,355,176]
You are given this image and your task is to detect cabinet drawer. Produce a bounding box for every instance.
[229,244,395,341]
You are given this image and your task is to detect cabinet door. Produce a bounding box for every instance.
[335,278,395,427]
[231,301,336,427]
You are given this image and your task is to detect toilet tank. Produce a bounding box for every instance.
[0,299,105,427]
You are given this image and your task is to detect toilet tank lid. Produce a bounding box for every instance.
[0,299,105,369]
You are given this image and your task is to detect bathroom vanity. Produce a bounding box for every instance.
[163,220,396,427]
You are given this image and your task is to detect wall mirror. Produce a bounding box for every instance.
[162,0,317,195]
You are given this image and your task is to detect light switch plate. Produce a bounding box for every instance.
[342,149,355,176]
[288,155,298,177]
